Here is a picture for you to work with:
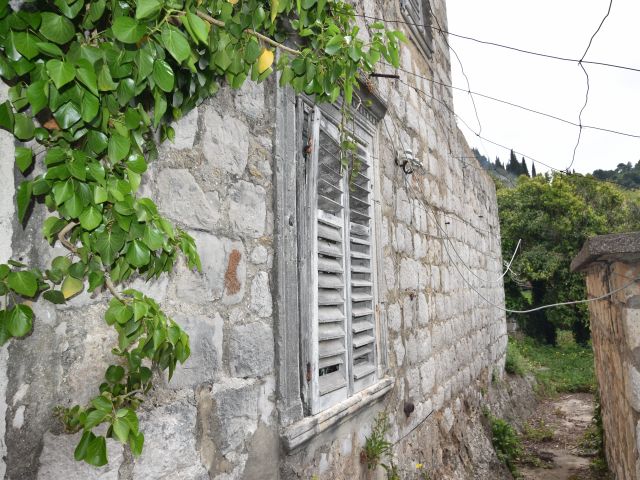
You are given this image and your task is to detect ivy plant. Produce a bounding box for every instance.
[0,0,403,467]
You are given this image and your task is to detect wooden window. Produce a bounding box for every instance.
[300,105,378,415]
[400,0,433,56]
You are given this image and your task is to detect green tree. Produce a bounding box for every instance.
[497,174,639,345]
[531,162,537,177]
[520,157,529,177]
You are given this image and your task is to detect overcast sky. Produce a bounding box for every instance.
[446,0,640,174]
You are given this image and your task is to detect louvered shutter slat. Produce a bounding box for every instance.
[349,149,377,392]
[313,128,349,413]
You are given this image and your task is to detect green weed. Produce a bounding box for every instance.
[509,331,596,396]
[485,410,522,476]
[523,419,554,442]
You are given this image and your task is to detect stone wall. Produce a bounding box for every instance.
[572,232,640,480]
[0,0,509,478]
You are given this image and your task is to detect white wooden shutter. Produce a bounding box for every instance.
[312,124,350,413]
[348,147,377,392]
[304,106,378,414]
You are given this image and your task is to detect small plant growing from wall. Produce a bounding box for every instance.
[484,409,522,476]
[0,0,404,467]
[362,411,393,471]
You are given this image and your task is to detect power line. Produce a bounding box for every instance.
[355,13,640,74]
[376,63,640,140]
[568,0,614,171]
[429,10,483,137]
[404,170,640,315]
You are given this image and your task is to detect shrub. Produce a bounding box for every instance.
[505,340,529,376]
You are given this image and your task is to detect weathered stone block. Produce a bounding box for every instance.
[190,231,246,304]
[228,180,267,238]
[207,378,261,453]
[229,322,274,378]
[201,108,249,175]
[250,271,272,318]
[132,396,208,479]
[165,108,199,150]
[38,432,123,480]
[400,258,420,290]
[170,313,224,389]
[156,169,216,230]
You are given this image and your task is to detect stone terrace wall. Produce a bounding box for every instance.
[0,0,508,478]
[572,233,640,480]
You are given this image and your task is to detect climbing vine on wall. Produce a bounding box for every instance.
[0,0,403,466]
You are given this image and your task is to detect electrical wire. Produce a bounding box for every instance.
[354,13,640,74]
[382,98,639,314]
[404,173,640,314]
[429,10,483,136]
[377,63,640,140]
[568,0,614,172]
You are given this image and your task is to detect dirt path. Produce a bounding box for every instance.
[517,393,609,480]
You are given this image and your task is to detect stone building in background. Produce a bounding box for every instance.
[0,0,508,478]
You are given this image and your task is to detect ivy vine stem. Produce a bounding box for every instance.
[56,221,125,302]
[195,9,302,55]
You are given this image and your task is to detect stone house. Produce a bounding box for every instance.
[0,0,508,478]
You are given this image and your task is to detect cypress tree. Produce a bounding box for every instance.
[531,162,537,177]
[521,157,530,177]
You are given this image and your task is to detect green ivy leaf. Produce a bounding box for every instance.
[15,147,32,173]
[43,290,66,304]
[7,270,37,297]
[54,0,85,19]
[105,365,125,383]
[40,13,75,44]
[112,418,130,443]
[74,431,93,461]
[153,60,174,93]
[95,228,126,265]
[112,17,146,44]
[84,410,108,430]
[108,133,131,163]
[26,80,48,114]
[129,432,144,457]
[79,206,102,231]
[185,12,209,44]
[54,101,82,130]
[7,304,33,337]
[76,65,99,96]
[105,299,133,325]
[13,32,39,60]
[0,101,14,132]
[126,240,151,268]
[0,310,10,346]
[161,25,191,63]
[46,60,76,89]
[91,395,113,412]
[36,42,64,58]
[16,180,32,223]
[81,93,100,123]
[135,0,163,20]
[13,113,35,141]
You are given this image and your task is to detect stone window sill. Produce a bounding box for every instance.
[281,377,395,451]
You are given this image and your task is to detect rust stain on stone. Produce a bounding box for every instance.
[224,249,242,295]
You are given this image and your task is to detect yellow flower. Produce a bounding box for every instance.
[416,463,424,469]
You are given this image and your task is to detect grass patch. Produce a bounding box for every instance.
[509,331,596,396]
[523,419,554,442]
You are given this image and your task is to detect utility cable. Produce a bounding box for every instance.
[355,13,640,74]
[377,63,640,140]
[568,0,614,172]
